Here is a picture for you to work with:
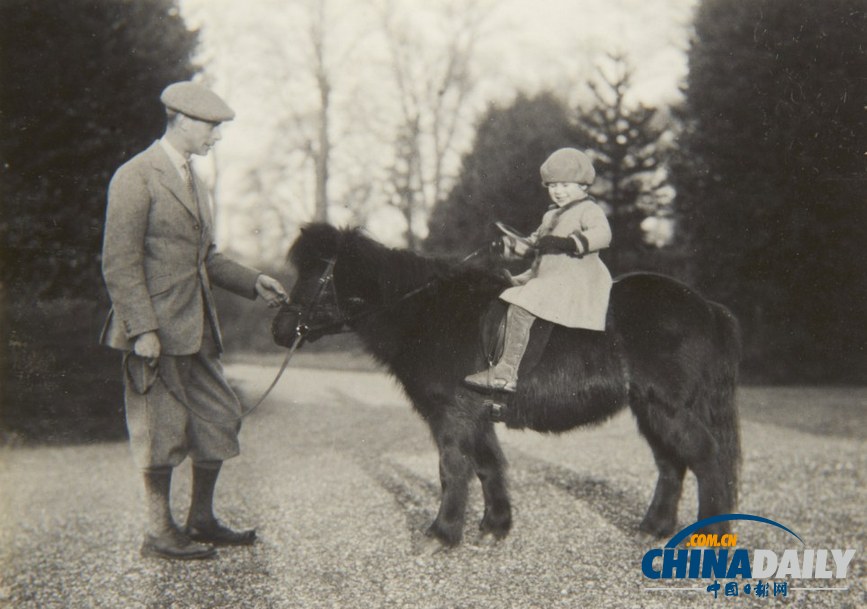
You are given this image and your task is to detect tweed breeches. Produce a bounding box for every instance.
[123,325,242,468]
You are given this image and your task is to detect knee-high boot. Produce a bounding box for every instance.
[140,466,215,560]
[464,305,536,393]
[184,461,256,546]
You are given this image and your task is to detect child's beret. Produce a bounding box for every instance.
[540,148,595,185]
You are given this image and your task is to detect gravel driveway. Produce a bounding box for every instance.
[1,363,864,608]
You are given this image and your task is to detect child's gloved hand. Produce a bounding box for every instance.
[536,235,577,254]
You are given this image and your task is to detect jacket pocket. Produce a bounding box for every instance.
[146,273,175,297]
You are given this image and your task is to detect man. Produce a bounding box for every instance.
[101,81,288,560]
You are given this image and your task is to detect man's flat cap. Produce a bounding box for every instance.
[160,81,235,122]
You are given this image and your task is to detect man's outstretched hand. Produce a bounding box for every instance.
[256,274,289,308]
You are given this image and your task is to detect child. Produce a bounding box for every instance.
[464,147,613,393]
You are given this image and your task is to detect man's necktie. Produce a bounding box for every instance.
[182,162,198,206]
[182,162,205,233]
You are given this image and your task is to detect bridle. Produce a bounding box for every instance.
[292,240,495,339]
[284,256,347,339]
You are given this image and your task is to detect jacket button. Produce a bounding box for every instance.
[193,223,200,230]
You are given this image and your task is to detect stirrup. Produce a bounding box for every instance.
[464,371,516,393]
[484,400,509,423]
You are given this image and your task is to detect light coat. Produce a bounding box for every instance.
[500,198,612,330]
[100,141,260,355]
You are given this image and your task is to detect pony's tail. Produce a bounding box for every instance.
[709,302,742,509]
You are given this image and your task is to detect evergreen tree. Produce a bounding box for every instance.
[0,0,198,298]
[426,93,575,255]
[673,0,866,381]
[572,55,678,276]
[0,0,199,440]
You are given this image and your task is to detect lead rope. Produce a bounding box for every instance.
[168,260,337,426]
[164,324,304,427]
[243,330,304,412]
[229,257,337,418]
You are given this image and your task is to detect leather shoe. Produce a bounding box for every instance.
[184,520,257,546]
[140,530,216,560]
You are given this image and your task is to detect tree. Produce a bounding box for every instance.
[571,54,678,276]
[305,0,336,224]
[376,0,496,250]
[1,0,199,440]
[186,0,377,261]
[425,93,576,256]
[672,0,866,381]
[0,0,198,298]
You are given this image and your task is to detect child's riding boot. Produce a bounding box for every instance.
[464,305,535,393]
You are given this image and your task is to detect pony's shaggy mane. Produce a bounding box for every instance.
[291,224,509,306]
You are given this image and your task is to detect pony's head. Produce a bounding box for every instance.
[273,224,347,347]
[273,223,384,347]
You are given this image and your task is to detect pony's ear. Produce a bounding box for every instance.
[299,222,340,240]
[290,222,343,265]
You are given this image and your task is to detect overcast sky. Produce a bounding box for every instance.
[179,0,698,258]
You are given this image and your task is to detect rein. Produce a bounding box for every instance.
[298,243,492,337]
[232,257,339,414]
[179,259,336,425]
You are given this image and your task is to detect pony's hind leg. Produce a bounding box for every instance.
[648,408,736,537]
[694,379,740,536]
[426,415,474,546]
[640,445,686,538]
[692,459,734,536]
[473,425,512,539]
[633,391,720,538]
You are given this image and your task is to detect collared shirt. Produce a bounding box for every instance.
[159,137,190,182]
[159,138,204,227]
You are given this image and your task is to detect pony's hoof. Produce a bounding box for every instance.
[639,516,676,539]
[417,534,450,557]
[474,532,503,548]
[479,516,511,540]
[697,522,732,537]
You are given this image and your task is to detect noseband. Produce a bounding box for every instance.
[281,256,350,341]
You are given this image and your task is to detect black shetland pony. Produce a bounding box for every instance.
[273,223,741,548]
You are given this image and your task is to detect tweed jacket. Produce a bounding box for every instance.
[500,198,612,330]
[100,141,260,355]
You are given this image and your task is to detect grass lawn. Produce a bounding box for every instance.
[737,385,866,440]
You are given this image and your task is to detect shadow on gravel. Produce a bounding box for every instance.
[359,458,442,552]
[518,453,650,544]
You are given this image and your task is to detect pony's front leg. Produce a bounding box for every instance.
[474,425,512,539]
[426,416,474,547]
